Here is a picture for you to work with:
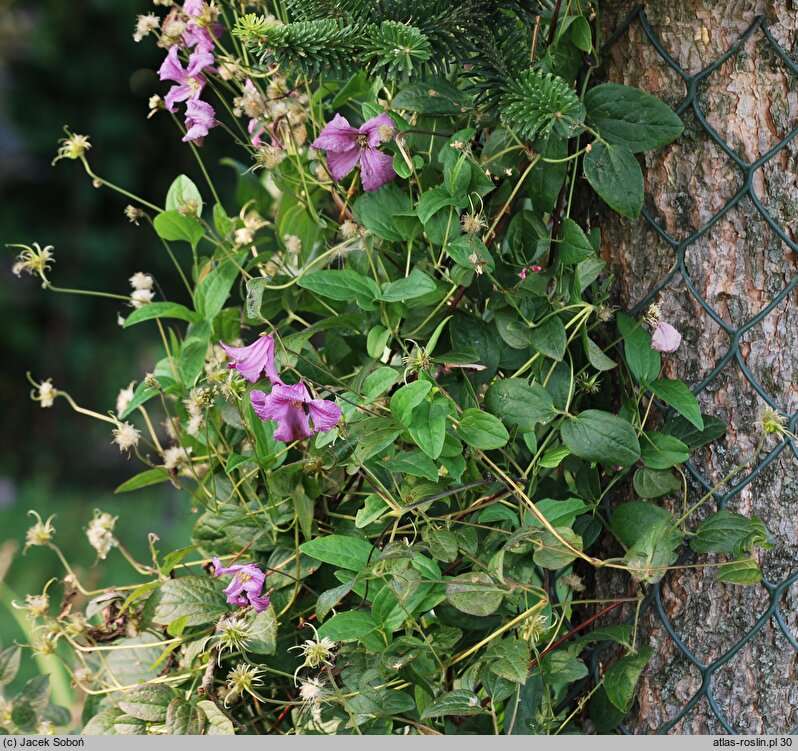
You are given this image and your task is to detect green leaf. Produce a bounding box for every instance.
[114,469,169,494]
[417,186,460,224]
[585,84,683,152]
[423,527,458,563]
[445,572,504,616]
[641,431,689,469]
[485,379,556,431]
[446,235,495,273]
[355,494,390,528]
[380,269,437,302]
[298,269,380,311]
[247,607,278,654]
[118,685,174,722]
[348,417,404,463]
[617,312,660,384]
[561,410,641,466]
[533,527,582,569]
[317,611,378,642]
[559,218,595,264]
[196,701,235,735]
[407,398,448,459]
[179,322,211,387]
[421,690,485,719]
[152,576,228,627]
[531,316,567,361]
[486,639,531,684]
[353,184,410,241]
[585,336,617,371]
[390,450,439,482]
[568,15,593,52]
[123,302,198,328]
[363,366,400,401]
[315,581,354,621]
[165,175,203,216]
[456,408,509,450]
[662,414,727,448]
[611,501,671,547]
[717,558,763,585]
[113,715,147,735]
[691,511,773,556]
[538,651,589,684]
[82,708,124,735]
[603,647,654,711]
[584,142,643,219]
[529,498,589,529]
[367,326,391,359]
[633,467,681,498]
[118,380,161,419]
[0,646,20,686]
[650,378,703,430]
[390,381,433,425]
[102,634,162,686]
[212,204,233,238]
[392,78,472,115]
[623,517,682,584]
[153,210,204,247]
[300,534,375,572]
[165,698,202,735]
[195,259,238,320]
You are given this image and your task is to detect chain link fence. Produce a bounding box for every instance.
[576,4,798,734]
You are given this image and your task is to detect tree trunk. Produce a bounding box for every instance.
[594,0,798,734]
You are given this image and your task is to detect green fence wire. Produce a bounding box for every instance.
[582,5,798,734]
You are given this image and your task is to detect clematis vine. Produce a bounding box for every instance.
[158,46,214,113]
[651,321,682,353]
[181,0,223,52]
[183,99,216,143]
[250,382,342,444]
[212,557,270,612]
[221,335,281,384]
[312,113,396,192]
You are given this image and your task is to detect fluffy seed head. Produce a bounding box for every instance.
[112,422,142,453]
[86,511,118,560]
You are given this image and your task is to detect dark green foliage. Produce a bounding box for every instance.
[500,70,586,140]
[248,0,541,85]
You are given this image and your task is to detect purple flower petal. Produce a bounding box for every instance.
[183,0,204,16]
[311,113,358,152]
[249,593,271,612]
[158,46,185,83]
[326,146,362,182]
[359,147,396,192]
[183,99,216,142]
[211,557,270,611]
[185,48,215,77]
[308,398,342,433]
[251,383,314,443]
[651,321,682,353]
[359,113,394,148]
[220,336,280,383]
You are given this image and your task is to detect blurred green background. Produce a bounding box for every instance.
[0,0,230,707]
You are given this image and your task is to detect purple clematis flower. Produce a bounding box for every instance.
[183,99,216,143]
[181,0,224,52]
[250,382,342,443]
[212,557,270,612]
[312,113,396,192]
[651,321,682,353]
[221,335,281,384]
[158,46,214,113]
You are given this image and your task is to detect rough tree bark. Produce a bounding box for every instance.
[593,0,798,734]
